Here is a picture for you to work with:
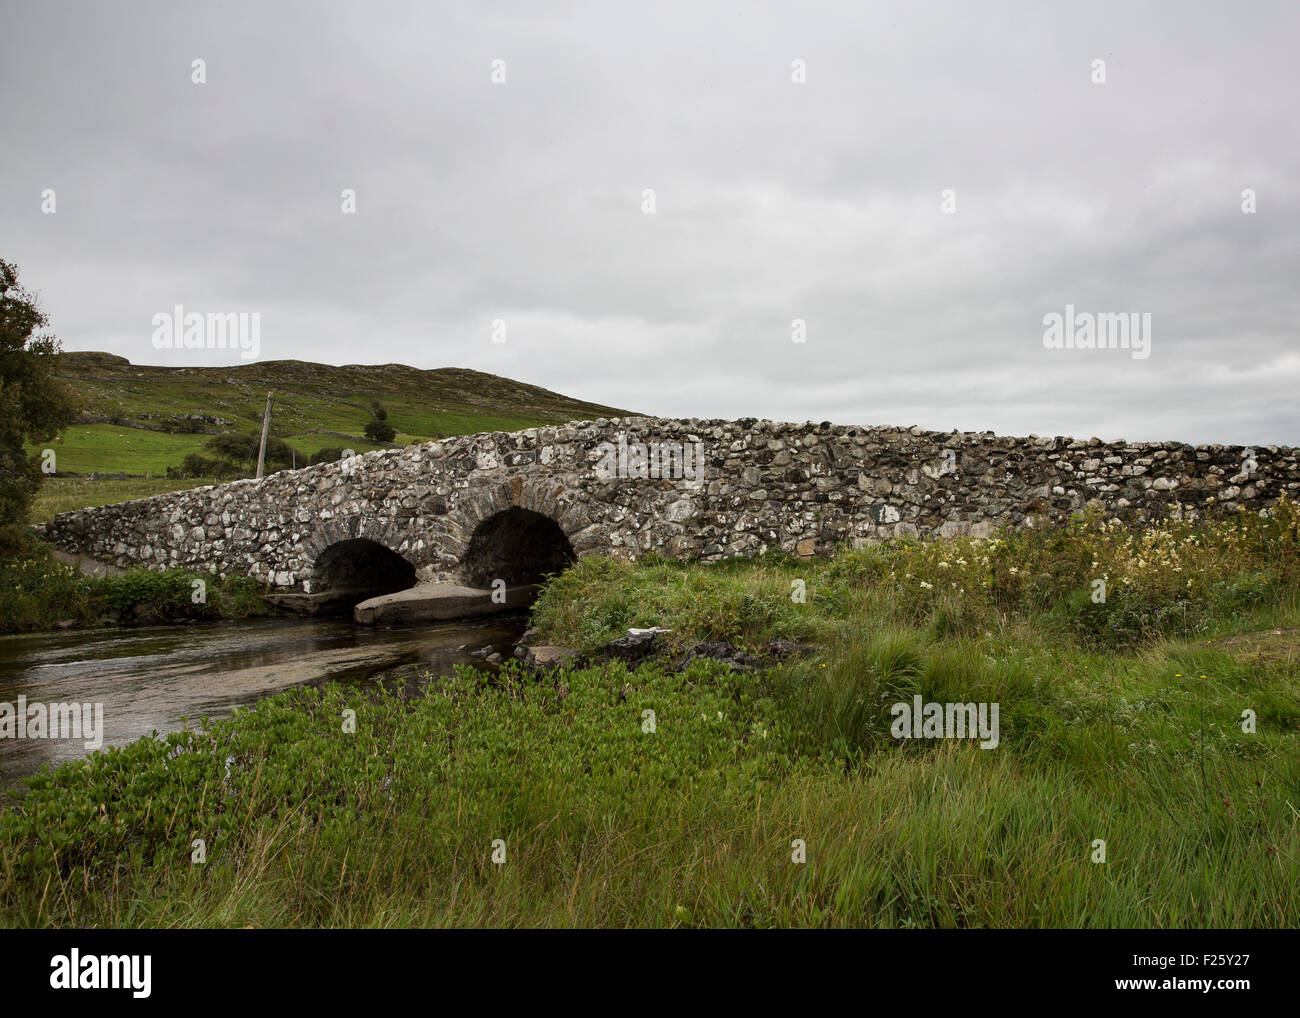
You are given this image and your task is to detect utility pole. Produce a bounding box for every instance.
[255,391,273,480]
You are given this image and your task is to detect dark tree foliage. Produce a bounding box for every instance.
[363,419,396,443]
[202,432,257,465]
[0,261,78,555]
[169,453,240,480]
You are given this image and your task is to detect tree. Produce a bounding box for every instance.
[197,431,301,474]
[167,431,303,480]
[364,419,396,443]
[0,260,78,555]
[203,432,257,466]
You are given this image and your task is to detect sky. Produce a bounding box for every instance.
[2,0,1297,445]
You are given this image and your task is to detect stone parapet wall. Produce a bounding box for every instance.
[41,416,1300,591]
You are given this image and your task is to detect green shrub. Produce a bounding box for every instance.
[0,541,270,634]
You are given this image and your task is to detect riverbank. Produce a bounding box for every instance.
[1,503,1297,927]
[0,540,270,636]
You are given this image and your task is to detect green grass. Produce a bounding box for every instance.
[1,638,1294,927]
[530,501,1300,657]
[28,477,225,522]
[2,505,1297,927]
[37,426,396,478]
[37,423,207,475]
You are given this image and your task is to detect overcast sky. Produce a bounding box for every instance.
[3,0,1297,445]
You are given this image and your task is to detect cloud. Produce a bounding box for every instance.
[1,0,1296,445]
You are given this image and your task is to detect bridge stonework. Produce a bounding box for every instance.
[41,417,1300,592]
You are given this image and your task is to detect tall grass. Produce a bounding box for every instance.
[531,498,1300,654]
[1,504,1297,927]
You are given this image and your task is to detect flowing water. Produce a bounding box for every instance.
[0,615,525,795]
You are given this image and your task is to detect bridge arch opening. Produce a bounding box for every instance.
[313,538,417,606]
[460,508,576,589]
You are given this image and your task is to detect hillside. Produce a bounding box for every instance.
[41,352,632,475]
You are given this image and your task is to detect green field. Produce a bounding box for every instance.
[31,351,631,480]
[29,477,226,522]
[38,424,206,476]
[2,503,1297,927]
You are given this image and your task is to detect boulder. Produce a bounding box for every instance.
[523,645,579,669]
[606,627,671,662]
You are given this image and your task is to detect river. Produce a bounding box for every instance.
[0,615,525,795]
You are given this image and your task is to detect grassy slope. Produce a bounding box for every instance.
[2,506,1297,927]
[57,351,628,446]
[27,351,632,516]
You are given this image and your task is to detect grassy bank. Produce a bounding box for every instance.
[0,541,269,635]
[1,504,1297,927]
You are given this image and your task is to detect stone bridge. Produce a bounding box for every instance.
[41,416,1300,618]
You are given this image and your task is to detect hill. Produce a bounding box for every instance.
[41,352,631,475]
[28,352,632,519]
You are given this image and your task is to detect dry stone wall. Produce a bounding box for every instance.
[41,416,1300,591]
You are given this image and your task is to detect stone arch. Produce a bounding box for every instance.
[313,538,417,594]
[444,478,599,586]
[298,512,434,588]
[459,508,577,588]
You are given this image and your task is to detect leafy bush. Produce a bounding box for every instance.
[0,542,269,633]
